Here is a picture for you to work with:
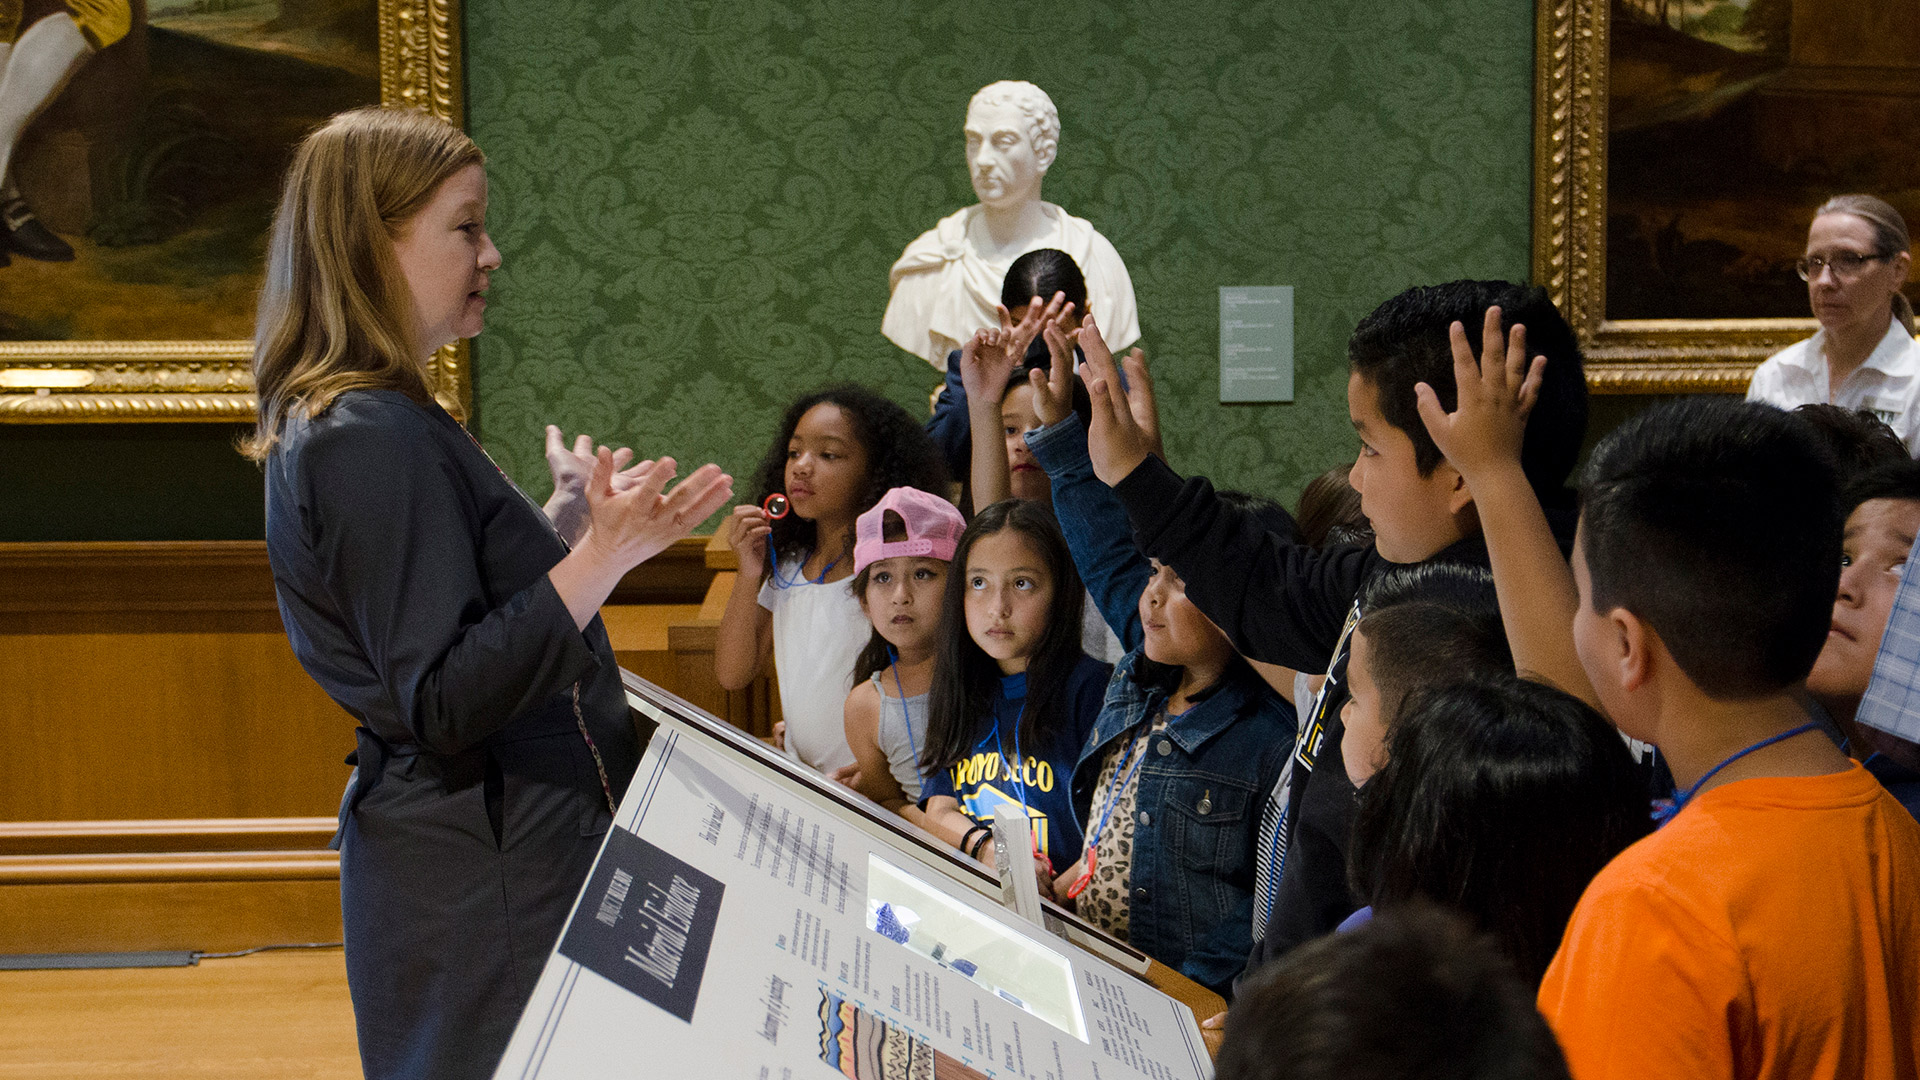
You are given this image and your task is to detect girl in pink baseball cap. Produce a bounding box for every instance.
[841,486,967,810]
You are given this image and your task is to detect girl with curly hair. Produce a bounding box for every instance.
[717,385,949,773]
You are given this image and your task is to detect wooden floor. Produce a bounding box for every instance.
[0,950,359,1079]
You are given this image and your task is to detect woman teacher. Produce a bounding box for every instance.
[245,107,733,1079]
[1748,194,1920,453]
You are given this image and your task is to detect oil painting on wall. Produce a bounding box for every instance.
[1606,0,1920,322]
[0,0,379,344]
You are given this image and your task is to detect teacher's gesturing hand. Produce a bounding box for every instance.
[553,452,733,629]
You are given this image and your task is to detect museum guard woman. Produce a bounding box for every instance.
[245,107,732,1080]
[1747,194,1920,453]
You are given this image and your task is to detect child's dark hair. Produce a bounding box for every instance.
[1001,248,1088,314]
[1217,901,1572,1080]
[1348,280,1587,501]
[923,499,1086,772]
[1581,397,1841,698]
[1294,466,1371,550]
[1348,676,1652,986]
[750,385,950,562]
[1123,488,1288,698]
[1792,404,1908,487]
[1842,457,1920,519]
[1219,488,1295,537]
[1357,565,1512,721]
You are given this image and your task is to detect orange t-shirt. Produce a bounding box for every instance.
[1538,762,1920,1080]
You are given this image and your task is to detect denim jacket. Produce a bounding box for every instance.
[1029,414,1297,995]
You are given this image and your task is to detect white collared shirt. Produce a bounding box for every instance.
[1747,317,1920,454]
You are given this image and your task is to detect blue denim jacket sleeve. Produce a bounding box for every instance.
[922,350,971,479]
[1026,413,1148,653]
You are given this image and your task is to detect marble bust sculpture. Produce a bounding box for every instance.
[882,80,1140,369]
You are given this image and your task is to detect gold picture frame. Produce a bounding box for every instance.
[0,0,467,422]
[1532,0,1817,395]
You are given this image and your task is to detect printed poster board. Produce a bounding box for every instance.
[494,674,1215,1080]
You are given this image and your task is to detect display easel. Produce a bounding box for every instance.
[493,670,1223,1079]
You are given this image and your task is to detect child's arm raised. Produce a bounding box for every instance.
[1414,307,1600,709]
[1027,334,1150,651]
[714,504,776,693]
[960,325,1024,514]
[842,681,909,811]
[1077,313,1375,671]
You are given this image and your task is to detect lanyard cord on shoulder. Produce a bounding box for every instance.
[885,645,918,753]
[766,541,842,589]
[1653,721,1818,826]
[974,709,1031,820]
[1065,719,1155,900]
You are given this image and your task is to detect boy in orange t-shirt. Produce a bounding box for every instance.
[1535,398,1920,1079]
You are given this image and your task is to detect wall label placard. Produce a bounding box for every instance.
[1220,286,1294,403]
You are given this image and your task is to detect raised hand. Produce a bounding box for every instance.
[1031,322,1079,426]
[958,325,1022,407]
[998,290,1074,364]
[1075,313,1159,486]
[582,449,734,571]
[1117,346,1163,463]
[550,450,734,631]
[1414,306,1599,710]
[1414,305,1546,483]
[726,503,774,581]
[544,426,661,544]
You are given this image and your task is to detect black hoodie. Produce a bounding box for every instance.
[1111,453,1579,985]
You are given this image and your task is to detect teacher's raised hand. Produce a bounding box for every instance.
[552,451,734,630]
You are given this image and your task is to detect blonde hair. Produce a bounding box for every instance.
[1816,193,1915,336]
[242,107,484,461]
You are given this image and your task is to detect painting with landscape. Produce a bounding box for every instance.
[1607,0,1920,321]
[0,0,378,343]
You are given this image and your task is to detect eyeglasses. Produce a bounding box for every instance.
[1796,251,1889,282]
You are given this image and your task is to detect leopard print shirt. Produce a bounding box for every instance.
[1075,713,1166,942]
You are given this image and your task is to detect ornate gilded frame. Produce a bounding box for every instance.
[0,0,468,422]
[1532,0,1814,394]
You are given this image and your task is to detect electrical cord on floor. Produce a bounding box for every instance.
[195,942,344,960]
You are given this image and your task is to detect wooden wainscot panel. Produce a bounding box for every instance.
[0,538,717,823]
[0,878,344,955]
[665,565,782,739]
[0,537,716,954]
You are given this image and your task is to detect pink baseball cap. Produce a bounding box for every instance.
[854,487,966,575]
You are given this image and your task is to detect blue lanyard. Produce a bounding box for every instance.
[1653,722,1818,826]
[766,543,840,589]
[885,645,917,753]
[975,712,1029,817]
[1084,725,1153,856]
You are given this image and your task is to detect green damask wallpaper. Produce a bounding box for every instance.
[462,0,1536,517]
[0,0,1540,541]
